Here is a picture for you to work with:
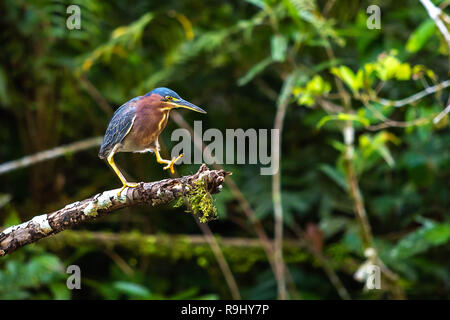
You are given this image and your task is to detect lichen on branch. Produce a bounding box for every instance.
[173,179,219,223]
[0,164,230,257]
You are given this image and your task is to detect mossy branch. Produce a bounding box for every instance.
[173,179,219,223]
[40,230,311,273]
[0,164,230,257]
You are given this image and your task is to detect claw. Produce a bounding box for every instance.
[117,182,139,197]
[163,154,183,174]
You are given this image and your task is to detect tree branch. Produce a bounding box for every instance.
[374,80,450,107]
[420,0,450,47]
[433,103,450,123]
[43,230,306,249]
[0,136,102,175]
[0,164,230,257]
[272,73,296,300]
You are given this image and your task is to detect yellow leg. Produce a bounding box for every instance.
[107,152,138,196]
[154,148,183,174]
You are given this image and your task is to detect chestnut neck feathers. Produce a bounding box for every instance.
[128,93,170,149]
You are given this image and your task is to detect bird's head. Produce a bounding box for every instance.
[145,87,206,114]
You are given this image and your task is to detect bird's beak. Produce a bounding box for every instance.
[170,99,207,114]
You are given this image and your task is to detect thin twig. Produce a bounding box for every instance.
[290,223,351,300]
[342,123,374,247]
[272,74,296,300]
[0,136,103,175]
[374,80,450,107]
[104,249,134,276]
[361,99,434,130]
[433,103,450,123]
[80,76,114,116]
[420,0,450,47]
[342,121,404,298]
[194,217,241,300]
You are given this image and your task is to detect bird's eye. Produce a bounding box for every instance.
[165,96,173,101]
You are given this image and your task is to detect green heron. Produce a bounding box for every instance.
[99,87,206,196]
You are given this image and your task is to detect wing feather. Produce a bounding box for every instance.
[98,97,139,158]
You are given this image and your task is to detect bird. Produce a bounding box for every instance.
[98,87,206,196]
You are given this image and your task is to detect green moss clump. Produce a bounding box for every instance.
[173,179,218,223]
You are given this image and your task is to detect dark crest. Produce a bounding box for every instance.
[145,87,181,99]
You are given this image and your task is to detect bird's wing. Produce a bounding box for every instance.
[98,98,140,158]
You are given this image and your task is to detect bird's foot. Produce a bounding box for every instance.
[117,182,139,197]
[163,154,183,174]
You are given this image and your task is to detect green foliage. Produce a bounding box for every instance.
[238,57,274,86]
[293,75,331,106]
[0,247,67,299]
[330,66,364,92]
[390,220,450,260]
[1,0,449,300]
[271,35,287,62]
[406,20,436,54]
[357,131,400,170]
[327,51,437,98]
[80,13,154,72]
[317,113,370,129]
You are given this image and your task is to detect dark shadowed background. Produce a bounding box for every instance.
[0,0,449,300]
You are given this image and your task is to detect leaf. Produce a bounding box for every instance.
[245,0,267,9]
[26,254,63,285]
[318,164,348,191]
[330,66,360,92]
[376,144,395,167]
[317,113,370,128]
[395,63,412,80]
[282,0,343,44]
[424,224,450,245]
[359,131,400,167]
[329,139,346,152]
[112,281,152,299]
[406,20,436,53]
[169,287,199,300]
[49,283,71,300]
[237,57,274,86]
[312,58,344,72]
[390,221,450,259]
[271,35,287,62]
[297,92,315,106]
[293,75,330,106]
[306,75,331,94]
[80,12,154,71]
[319,216,351,239]
[282,191,315,225]
[342,226,364,254]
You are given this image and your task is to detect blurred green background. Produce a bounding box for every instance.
[0,0,449,300]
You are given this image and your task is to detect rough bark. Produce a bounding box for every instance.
[0,164,229,257]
